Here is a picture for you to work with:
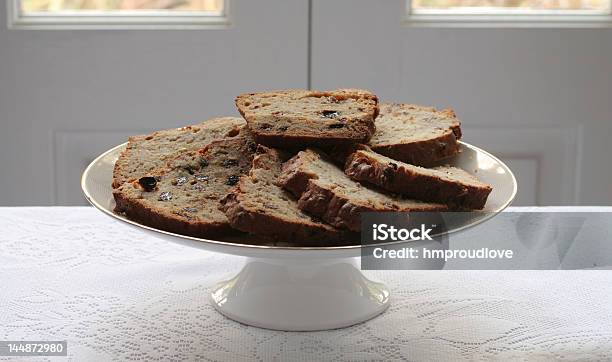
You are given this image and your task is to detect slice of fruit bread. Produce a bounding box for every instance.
[235,89,378,148]
[220,146,352,245]
[113,135,257,238]
[113,117,244,189]
[278,149,447,232]
[345,148,492,209]
[368,103,462,166]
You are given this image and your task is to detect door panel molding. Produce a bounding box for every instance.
[463,125,582,205]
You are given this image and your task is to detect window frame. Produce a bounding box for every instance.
[7,0,230,30]
[404,0,612,27]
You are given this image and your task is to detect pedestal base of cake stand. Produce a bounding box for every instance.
[209,257,390,331]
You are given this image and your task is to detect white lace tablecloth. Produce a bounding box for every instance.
[1,207,612,361]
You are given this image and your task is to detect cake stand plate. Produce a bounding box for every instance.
[82,141,516,331]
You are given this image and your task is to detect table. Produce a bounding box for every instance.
[1,207,612,361]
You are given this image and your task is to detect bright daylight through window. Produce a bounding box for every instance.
[411,0,610,13]
[20,0,224,13]
[12,0,226,28]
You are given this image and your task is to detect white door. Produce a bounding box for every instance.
[0,0,308,205]
[311,0,612,206]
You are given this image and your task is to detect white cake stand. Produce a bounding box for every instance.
[82,142,516,331]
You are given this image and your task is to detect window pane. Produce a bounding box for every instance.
[412,0,608,11]
[21,0,224,13]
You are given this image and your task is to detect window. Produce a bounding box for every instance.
[9,0,228,29]
[20,0,223,14]
[407,0,612,26]
[412,0,609,13]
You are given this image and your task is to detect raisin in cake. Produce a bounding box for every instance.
[278,149,447,232]
[345,148,492,209]
[113,117,244,189]
[113,135,257,238]
[220,146,351,244]
[235,89,378,148]
[368,103,462,166]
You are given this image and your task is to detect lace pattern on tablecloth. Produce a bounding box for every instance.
[1,207,612,361]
